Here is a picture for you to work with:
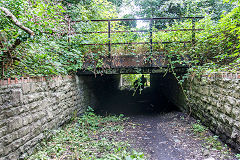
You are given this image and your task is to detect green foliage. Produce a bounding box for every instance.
[192,120,206,133]
[192,120,232,156]
[121,74,149,88]
[236,154,240,160]
[192,3,240,71]
[205,135,223,150]
[0,0,67,78]
[134,0,233,19]
[27,107,145,160]
[1,0,239,79]
[0,0,119,78]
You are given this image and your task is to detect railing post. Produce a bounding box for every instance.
[149,19,153,53]
[108,21,111,57]
[192,18,196,45]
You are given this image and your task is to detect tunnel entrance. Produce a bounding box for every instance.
[79,73,180,115]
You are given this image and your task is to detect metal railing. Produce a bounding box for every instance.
[71,17,204,56]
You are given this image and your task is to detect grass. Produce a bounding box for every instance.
[27,107,145,160]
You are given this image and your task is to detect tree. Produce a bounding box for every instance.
[133,0,233,21]
[0,0,66,77]
[0,0,120,78]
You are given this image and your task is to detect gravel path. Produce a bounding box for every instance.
[118,112,238,160]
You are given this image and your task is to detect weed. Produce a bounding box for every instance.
[236,154,240,160]
[192,120,233,158]
[205,135,223,150]
[27,107,145,160]
[192,120,206,133]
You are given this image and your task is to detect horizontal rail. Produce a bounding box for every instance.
[77,29,203,34]
[70,16,204,57]
[72,16,204,22]
[80,41,191,46]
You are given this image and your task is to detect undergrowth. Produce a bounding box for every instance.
[27,107,145,160]
[191,121,236,159]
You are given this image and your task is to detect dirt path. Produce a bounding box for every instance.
[118,112,238,160]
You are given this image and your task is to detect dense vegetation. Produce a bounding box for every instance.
[0,0,239,79]
[28,107,145,159]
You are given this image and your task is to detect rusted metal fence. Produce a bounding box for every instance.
[71,17,204,56]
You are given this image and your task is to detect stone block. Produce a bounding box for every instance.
[42,82,48,91]
[11,129,19,141]
[23,92,44,104]
[35,83,44,92]
[22,83,31,94]
[219,113,234,126]
[18,126,31,138]
[11,89,23,106]
[0,126,6,138]
[232,107,240,119]
[231,127,240,139]
[30,83,37,93]
[236,99,240,107]
[223,104,232,116]
[28,101,40,111]
[0,142,3,156]
[234,120,240,128]
[48,80,56,89]
[10,138,23,151]
[227,96,236,106]
[3,144,12,156]
[0,119,6,129]
[209,97,217,106]
[4,110,14,118]
[32,120,43,135]
[209,108,219,119]
[0,96,2,105]
[1,134,13,146]
[22,115,33,126]
[29,133,44,147]
[8,117,23,132]
[7,153,18,160]
[216,102,222,111]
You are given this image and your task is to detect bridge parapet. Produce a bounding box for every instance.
[71,16,204,56]
[73,17,203,74]
[79,55,189,74]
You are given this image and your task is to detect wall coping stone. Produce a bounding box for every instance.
[189,72,240,80]
[0,75,73,86]
[202,72,240,80]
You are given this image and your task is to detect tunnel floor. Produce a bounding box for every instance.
[93,88,237,160]
[113,112,237,160]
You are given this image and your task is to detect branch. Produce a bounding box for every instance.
[0,6,34,36]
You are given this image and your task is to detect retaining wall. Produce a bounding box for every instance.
[159,72,240,152]
[0,75,96,160]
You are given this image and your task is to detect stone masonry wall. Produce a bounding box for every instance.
[160,72,240,152]
[184,73,240,151]
[0,75,95,160]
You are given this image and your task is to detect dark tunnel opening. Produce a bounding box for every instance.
[79,73,182,116]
